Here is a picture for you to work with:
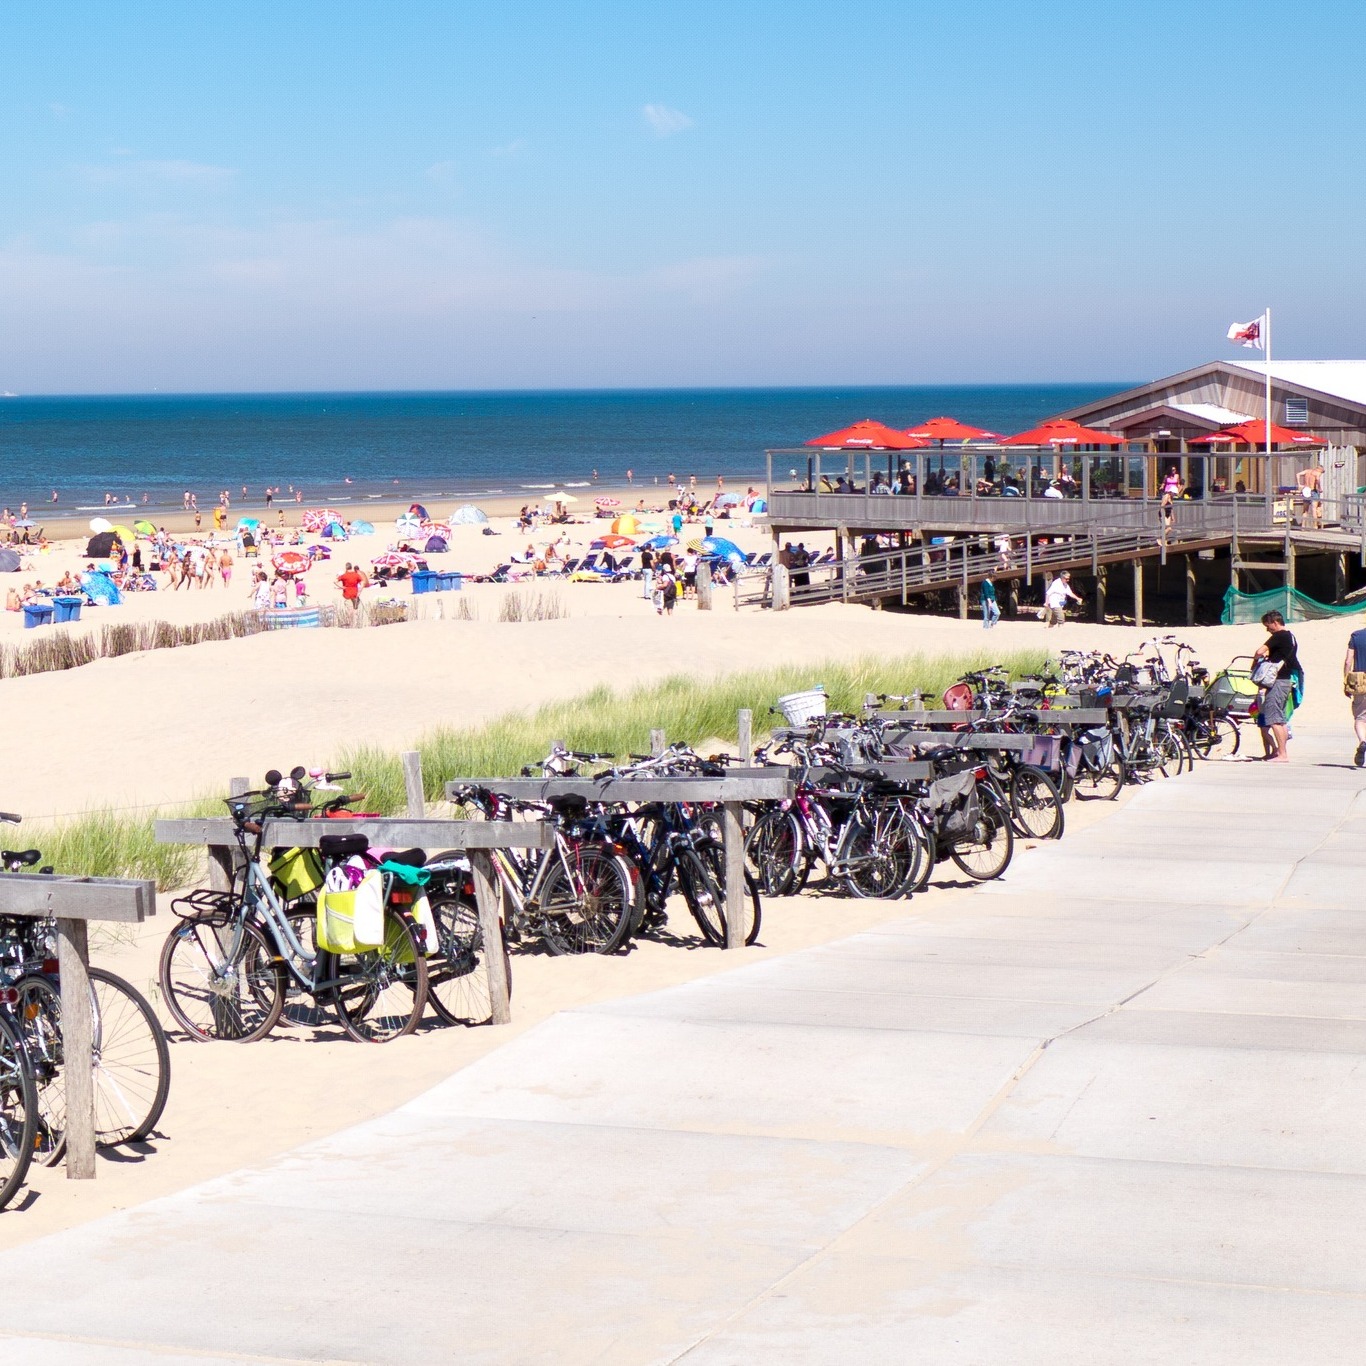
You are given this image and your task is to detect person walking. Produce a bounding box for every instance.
[980,573,1000,629]
[337,561,366,612]
[1343,622,1366,766]
[1253,610,1302,763]
[1043,570,1081,627]
[639,543,655,600]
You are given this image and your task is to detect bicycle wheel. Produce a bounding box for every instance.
[426,892,510,1027]
[159,914,285,1043]
[0,1014,35,1210]
[1009,765,1065,840]
[842,804,919,899]
[330,911,429,1042]
[1194,715,1241,760]
[1152,728,1189,778]
[88,969,171,1146]
[744,808,805,896]
[536,846,634,955]
[13,975,65,1165]
[281,904,329,1028]
[948,788,1014,881]
[677,839,761,946]
[1073,755,1126,800]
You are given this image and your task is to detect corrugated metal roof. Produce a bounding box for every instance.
[1225,360,1366,407]
[1170,402,1253,425]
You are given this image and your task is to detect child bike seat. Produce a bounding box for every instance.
[318,833,370,860]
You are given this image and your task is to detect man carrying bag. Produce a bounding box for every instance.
[1344,624,1366,767]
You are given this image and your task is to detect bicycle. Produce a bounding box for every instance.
[159,770,429,1044]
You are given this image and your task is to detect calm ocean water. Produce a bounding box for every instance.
[0,386,1125,515]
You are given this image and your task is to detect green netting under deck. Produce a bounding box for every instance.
[1221,585,1366,625]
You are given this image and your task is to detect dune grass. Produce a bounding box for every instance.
[27,647,1045,885]
[340,649,1047,814]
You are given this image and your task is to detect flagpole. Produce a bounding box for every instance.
[1264,307,1273,491]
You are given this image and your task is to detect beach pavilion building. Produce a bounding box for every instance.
[757,360,1366,622]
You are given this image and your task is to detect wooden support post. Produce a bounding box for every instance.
[1133,559,1144,628]
[1095,563,1107,623]
[1336,551,1348,603]
[56,918,96,1179]
[401,751,425,818]
[900,533,908,606]
[957,583,968,620]
[1186,555,1197,626]
[209,776,249,893]
[467,853,511,1025]
[722,800,747,950]
[695,559,713,610]
[737,708,753,766]
[1025,535,1033,587]
[1287,538,1297,595]
[771,563,790,611]
[650,728,666,756]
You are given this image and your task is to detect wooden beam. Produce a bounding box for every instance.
[1133,559,1144,627]
[736,709,753,766]
[467,852,511,1025]
[56,919,96,1180]
[722,802,746,951]
[401,751,425,819]
[0,875,156,923]
[156,817,551,850]
[446,771,793,804]
[1186,554,1197,626]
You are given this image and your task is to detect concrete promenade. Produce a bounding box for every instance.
[2,733,1364,1363]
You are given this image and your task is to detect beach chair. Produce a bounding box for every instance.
[579,553,600,573]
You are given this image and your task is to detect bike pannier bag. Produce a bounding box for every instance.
[927,771,981,842]
[269,846,324,901]
[317,869,385,954]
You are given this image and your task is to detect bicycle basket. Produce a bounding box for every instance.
[269,846,324,900]
[926,771,980,842]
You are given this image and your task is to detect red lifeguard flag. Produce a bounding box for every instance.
[1226,317,1265,349]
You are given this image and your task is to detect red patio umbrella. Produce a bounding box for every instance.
[905,416,998,442]
[1000,418,1123,447]
[806,420,929,450]
[1189,421,1326,447]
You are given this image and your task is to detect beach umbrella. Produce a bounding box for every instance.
[88,517,112,533]
[372,550,420,571]
[594,496,621,508]
[85,530,118,558]
[700,536,745,562]
[307,544,332,560]
[1189,421,1327,448]
[905,416,999,443]
[806,420,929,450]
[133,519,156,535]
[350,519,375,535]
[547,490,578,504]
[450,505,488,525]
[395,512,421,536]
[273,550,309,577]
[713,492,745,508]
[236,516,261,531]
[1000,419,1123,447]
[611,514,640,535]
[13,520,35,529]
[642,535,678,549]
[597,534,635,549]
[409,503,429,519]
[110,524,137,548]
[0,549,20,573]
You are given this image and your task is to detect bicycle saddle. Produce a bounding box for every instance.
[383,848,427,868]
[1,849,42,867]
[318,833,369,860]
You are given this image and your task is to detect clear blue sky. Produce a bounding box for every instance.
[3,1,1362,393]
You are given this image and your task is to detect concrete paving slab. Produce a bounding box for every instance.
[995,856,1295,905]
[1073,1006,1366,1055]
[1134,974,1366,1020]
[982,1037,1366,1173]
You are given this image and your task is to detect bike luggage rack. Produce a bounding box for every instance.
[447,770,794,952]
[154,814,553,1029]
[0,872,157,1181]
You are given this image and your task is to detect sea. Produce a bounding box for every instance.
[0,386,1126,516]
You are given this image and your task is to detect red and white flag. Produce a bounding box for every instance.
[1226,316,1265,349]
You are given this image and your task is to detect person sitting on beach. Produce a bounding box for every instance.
[5,587,20,612]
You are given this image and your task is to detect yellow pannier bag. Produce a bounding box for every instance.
[270,846,324,901]
[316,874,385,955]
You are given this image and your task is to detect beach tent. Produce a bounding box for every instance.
[424,534,449,553]
[81,571,121,605]
[85,530,118,558]
[450,505,488,526]
[395,512,422,537]
[750,498,767,513]
[324,521,348,539]
[350,519,375,534]
[806,420,929,450]
[0,549,20,573]
[611,515,640,535]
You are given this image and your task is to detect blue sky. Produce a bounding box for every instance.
[3,1,1362,393]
